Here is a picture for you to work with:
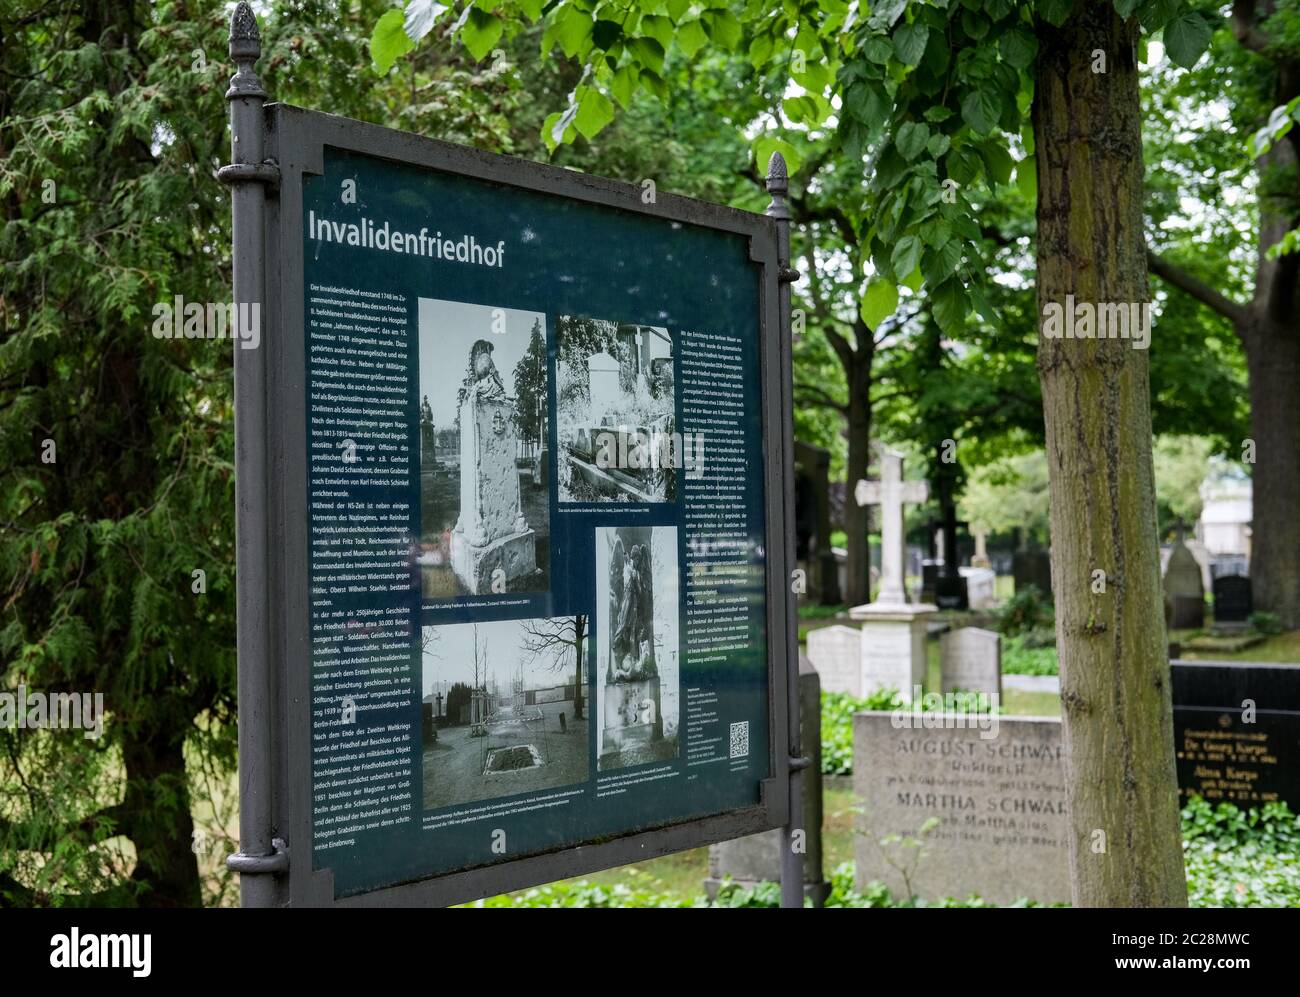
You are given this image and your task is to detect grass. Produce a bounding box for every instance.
[1178,627,1300,663]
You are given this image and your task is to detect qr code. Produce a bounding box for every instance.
[729,721,749,759]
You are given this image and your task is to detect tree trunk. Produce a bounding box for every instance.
[843,347,873,606]
[1033,4,1187,907]
[122,728,202,908]
[1242,318,1300,627]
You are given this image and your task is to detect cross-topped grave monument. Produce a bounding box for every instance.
[847,449,936,700]
[853,449,928,607]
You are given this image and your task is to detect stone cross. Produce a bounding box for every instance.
[855,449,928,606]
[971,526,990,568]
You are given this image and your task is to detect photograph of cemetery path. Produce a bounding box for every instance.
[421,617,589,811]
[555,315,676,504]
[417,298,550,599]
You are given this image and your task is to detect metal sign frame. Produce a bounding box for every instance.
[221,4,803,908]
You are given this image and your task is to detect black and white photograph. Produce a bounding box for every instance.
[556,315,677,503]
[416,298,550,597]
[421,616,590,811]
[595,526,681,771]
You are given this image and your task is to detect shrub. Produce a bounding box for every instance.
[1248,611,1284,635]
[997,585,1053,637]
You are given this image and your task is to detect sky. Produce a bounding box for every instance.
[417,297,546,428]
[421,616,576,695]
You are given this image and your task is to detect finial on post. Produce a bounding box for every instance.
[765,151,791,222]
[227,1,266,102]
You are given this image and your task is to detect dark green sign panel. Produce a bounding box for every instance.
[262,105,794,905]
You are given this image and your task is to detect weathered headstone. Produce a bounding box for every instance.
[971,527,991,569]
[451,344,537,593]
[960,566,997,610]
[850,450,935,702]
[1172,659,1300,810]
[940,627,1001,696]
[705,653,828,903]
[1212,575,1252,628]
[1163,525,1205,629]
[853,712,1069,904]
[806,624,863,697]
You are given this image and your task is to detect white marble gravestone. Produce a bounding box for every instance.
[451,393,536,593]
[850,449,935,701]
[960,566,997,609]
[939,626,1001,696]
[806,624,864,696]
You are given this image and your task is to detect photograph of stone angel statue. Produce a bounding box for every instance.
[555,315,677,504]
[416,298,551,598]
[595,525,681,770]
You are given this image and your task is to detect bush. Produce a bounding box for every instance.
[821,689,906,775]
[1001,634,1060,675]
[1249,611,1284,635]
[997,585,1053,637]
[1182,798,1300,908]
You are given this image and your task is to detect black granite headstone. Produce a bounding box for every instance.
[1013,549,1052,599]
[1171,660,1300,809]
[1212,574,1252,624]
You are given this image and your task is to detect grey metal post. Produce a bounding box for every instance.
[767,153,808,909]
[220,1,286,905]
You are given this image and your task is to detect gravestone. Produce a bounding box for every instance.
[960,566,997,610]
[1163,525,1205,629]
[450,345,537,593]
[850,450,935,702]
[1013,549,1052,599]
[806,624,863,697]
[705,653,828,903]
[971,527,991,569]
[920,560,940,605]
[1212,575,1252,628]
[1171,659,1300,810]
[853,712,1069,904]
[939,627,1001,696]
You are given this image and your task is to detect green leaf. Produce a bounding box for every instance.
[705,10,743,49]
[891,235,923,281]
[461,8,503,61]
[860,279,899,331]
[553,4,594,59]
[896,121,930,161]
[960,9,989,40]
[961,86,1000,134]
[998,26,1038,70]
[922,239,963,285]
[753,135,803,178]
[639,14,673,52]
[517,0,544,20]
[574,86,615,140]
[980,141,1014,184]
[1112,0,1140,17]
[846,82,888,129]
[927,132,951,158]
[749,31,775,69]
[1163,12,1213,69]
[667,0,692,23]
[864,37,894,65]
[1016,155,1037,201]
[610,65,638,109]
[931,277,969,333]
[677,17,709,57]
[370,9,415,75]
[628,36,666,74]
[1038,0,1075,28]
[893,22,930,66]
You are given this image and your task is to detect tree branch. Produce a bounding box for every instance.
[1147,249,1249,326]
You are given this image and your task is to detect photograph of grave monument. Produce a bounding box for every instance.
[416,298,550,598]
[555,315,677,503]
[595,525,681,771]
[420,616,590,811]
